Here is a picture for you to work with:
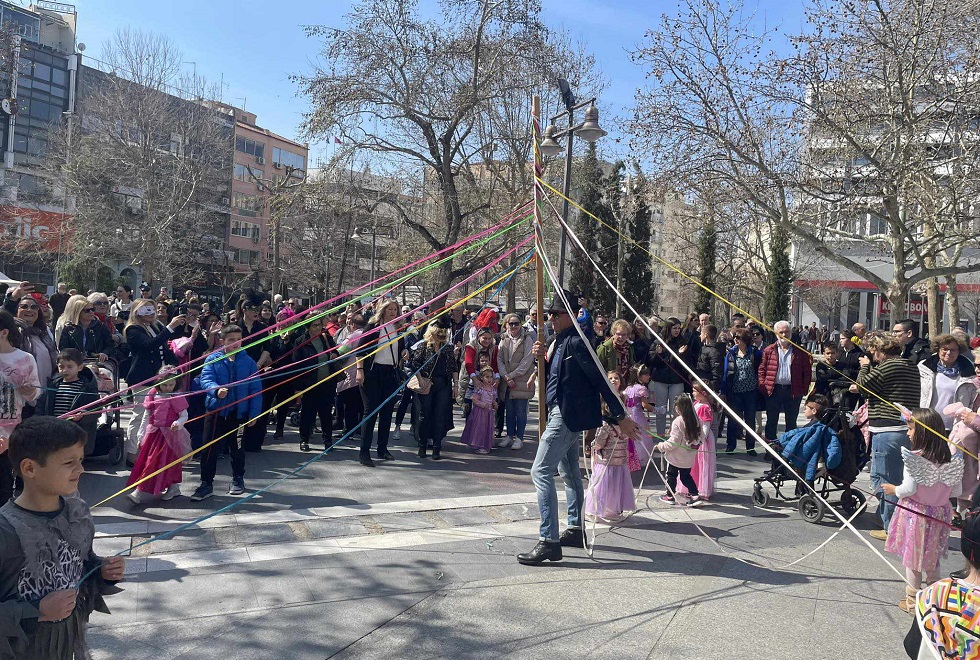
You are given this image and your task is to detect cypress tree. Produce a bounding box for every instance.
[694,214,716,315]
[764,224,793,324]
[568,142,603,307]
[623,171,655,315]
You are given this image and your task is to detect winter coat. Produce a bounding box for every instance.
[592,423,629,466]
[779,421,842,482]
[497,330,535,401]
[919,354,977,424]
[291,332,339,393]
[903,337,931,365]
[596,339,639,376]
[459,338,499,400]
[655,415,703,469]
[650,336,686,385]
[124,323,176,386]
[45,366,100,448]
[695,341,724,391]
[58,322,115,360]
[721,344,762,394]
[200,349,262,419]
[757,343,813,398]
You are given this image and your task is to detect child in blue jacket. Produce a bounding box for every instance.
[190,325,262,501]
[769,394,842,485]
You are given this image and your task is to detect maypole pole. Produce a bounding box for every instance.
[532,95,547,437]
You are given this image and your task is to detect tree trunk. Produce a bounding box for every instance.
[923,220,940,335]
[947,274,960,332]
[886,281,910,325]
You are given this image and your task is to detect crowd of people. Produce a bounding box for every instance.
[0,273,978,657]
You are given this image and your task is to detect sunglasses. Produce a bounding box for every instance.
[596,321,608,325]
[507,321,520,327]
[82,307,96,313]
[18,304,38,310]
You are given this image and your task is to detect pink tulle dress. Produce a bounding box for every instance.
[127,388,191,496]
[676,402,716,499]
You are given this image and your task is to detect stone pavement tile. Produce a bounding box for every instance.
[214,523,299,547]
[432,507,497,527]
[371,511,438,532]
[305,518,371,539]
[93,535,132,557]
[144,547,250,573]
[246,539,345,563]
[122,570,262,626]
[142,528,217,555]
[490,502,539,522]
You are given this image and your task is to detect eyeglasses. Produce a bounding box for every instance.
[18,304,38,310]
[596,321,607,326]
[507,321,520,327]
[82,307,96,313]
[94,301,108,306]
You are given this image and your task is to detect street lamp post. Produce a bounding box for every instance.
[539,79,607,288]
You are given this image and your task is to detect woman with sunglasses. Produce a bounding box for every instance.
[56,295,113,362]
[236,296,274,452]
[496,313,534,450]
[123,298,184,464]
[721,328,763,454]
[3,283,56,418]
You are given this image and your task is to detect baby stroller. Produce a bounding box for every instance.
[751,401,867,523]
[83,359,125,465]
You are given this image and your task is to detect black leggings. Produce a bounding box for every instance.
[300,382,334,443]
[666,464,699,497]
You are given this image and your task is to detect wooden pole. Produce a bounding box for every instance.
[533,95,547,438]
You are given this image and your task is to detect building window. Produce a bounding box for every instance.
[234,163,263,183]
[234,249,259,266]
[272,147,305,173]
[235,136,265,160]
[232,193,262,218]
[231,220,260,240]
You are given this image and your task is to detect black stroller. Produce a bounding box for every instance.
[83,359,125,465]
[751,400,868,523]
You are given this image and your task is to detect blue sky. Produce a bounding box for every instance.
[71,0,805,164]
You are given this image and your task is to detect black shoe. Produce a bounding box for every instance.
[300,440,310,452]
[746,449,758,457]
[559,528,587,549]
[418,447,427,458]
[952,566,970,580]
[359,455,375,467]
[378,450,395,460]
[724,447,736,454]
[431,451,441,461]
[517,540,562,565]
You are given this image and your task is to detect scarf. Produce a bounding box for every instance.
[15,318,57,374]
[614,341,631,379]
[937,362,959,379]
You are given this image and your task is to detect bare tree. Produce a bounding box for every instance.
[294,0,601,294]
[50,29,230,287]
[632,0,980,325]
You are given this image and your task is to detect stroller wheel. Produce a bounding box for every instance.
[108,443,124,466]
[798,494,826,524]
[840,489,866,516]
[751,484,771,508]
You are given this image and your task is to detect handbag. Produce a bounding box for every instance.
[407,345,441,395]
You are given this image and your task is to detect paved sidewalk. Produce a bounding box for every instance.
[79,404,925,659]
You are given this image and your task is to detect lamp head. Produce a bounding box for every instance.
[539,124,564,157]
[574,103,607,142]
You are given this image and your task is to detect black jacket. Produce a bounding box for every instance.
[58,322,115,360]
[544,327,626,433]
[291,332,339,393]
[361,322,405,371]
[695,341,724,391]
[650,336,686,384]
[124,323,176,386]
[902,337,931,365]
[45,367,100,450]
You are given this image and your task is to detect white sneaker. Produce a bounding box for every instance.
[161,484,181,501]
[128,489,147,505]
[393,426,402,440]
[496,436,513,449]
[510,437,523,450]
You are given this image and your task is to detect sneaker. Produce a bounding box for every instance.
[659,494,676,505]
[724,447,736,454]
[228,477,245,496]
[510,437,523,450]
[476,449,490,454]
[687,495,704,507]
[128,489,147,505]
[392,426,402,440]
[495,436,513,449]
[190,482,213,502]
[746,449,758,457]
[869,529,888,541]
[160,484,181,501]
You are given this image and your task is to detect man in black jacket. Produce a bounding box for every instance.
[695,324,723,391]
[517,289,637,566]
[894,319,931,365]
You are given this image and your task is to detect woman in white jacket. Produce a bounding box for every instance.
[918,333,977,431]
[496,313,535,450]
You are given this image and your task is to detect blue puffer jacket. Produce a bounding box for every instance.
[779,421,842,481]
[200,349,262,419]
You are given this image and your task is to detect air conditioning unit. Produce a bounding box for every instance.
[221,197,230,205]
[273,163,282,169]
[256,157,265,165]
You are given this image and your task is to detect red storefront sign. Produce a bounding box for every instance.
[878,296,929,317]
[0,206,71,252]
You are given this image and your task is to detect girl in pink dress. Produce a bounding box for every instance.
[460,367,496,454]
[127,368,192,504]
[684,384,717,499]
[623,364,655,463]
[882,408,964,612]
[585,372,636,521]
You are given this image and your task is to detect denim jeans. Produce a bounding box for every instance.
[505,396,529,440]
[651,381,685,437]
[531,406,585,542]
[870,430,910,530]
[726,389,759,450]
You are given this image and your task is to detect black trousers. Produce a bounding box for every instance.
[199,413,246,484]
[394,386,414,427]
[337,386,364,435]
[241,377,272,451]
[300,381,335,444]
[361,364,399,456]
[666,464,699,497]
[415,376,453,452]
[764,384,802,441]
